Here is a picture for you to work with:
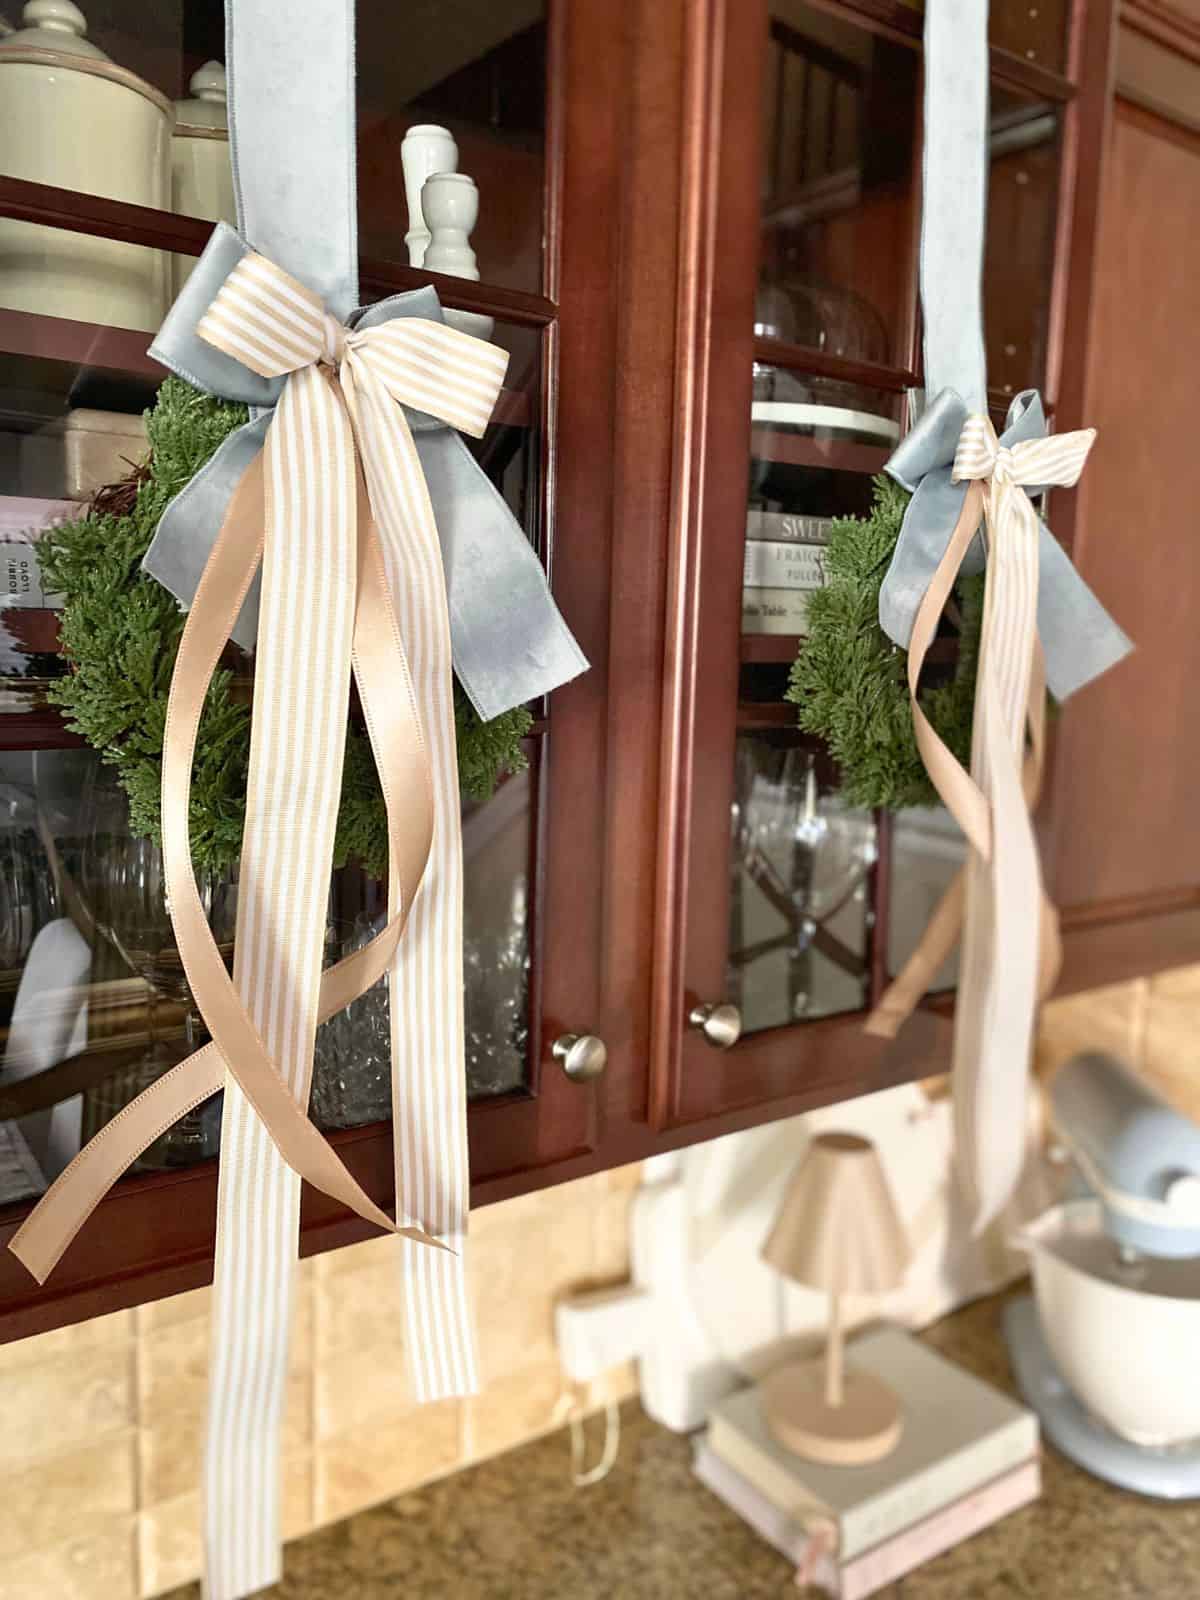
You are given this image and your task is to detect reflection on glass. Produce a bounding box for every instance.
[985,89,1060,398]
[310,915,392,1131]
[888,806,966,995]
[759,7,918,367]
[79,766,234,1167]
[357,0,547,293]
[894,0,1070,73]
[729,735,874,1032]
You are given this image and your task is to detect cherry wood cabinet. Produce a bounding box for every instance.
[0,0,1193,1339]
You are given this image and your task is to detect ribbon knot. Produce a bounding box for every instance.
[322,312,347,367]
[952,409,1096,496]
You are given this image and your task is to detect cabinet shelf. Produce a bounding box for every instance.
[749,422,892,475]
[740,633,800,664]
[0,307,533,426]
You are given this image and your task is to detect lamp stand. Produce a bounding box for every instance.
[760,1290,904,1465]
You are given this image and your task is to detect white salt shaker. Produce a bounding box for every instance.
[400,123,458,268]
[422,171,494,343]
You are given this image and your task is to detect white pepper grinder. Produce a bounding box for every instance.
[422,170,493,343]
[400,123,494,343]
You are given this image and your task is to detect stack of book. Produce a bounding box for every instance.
[741,510,832,637]
[695,1326,1040,1600]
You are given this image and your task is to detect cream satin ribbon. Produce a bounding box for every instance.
[866,414,1094,1230]
[12,249,502,1599]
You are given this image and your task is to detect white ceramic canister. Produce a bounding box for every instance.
[170,59,233,298]
[0,0,172,331]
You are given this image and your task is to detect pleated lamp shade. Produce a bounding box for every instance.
[762,1131,911,1295]
[759,1133,913,1465]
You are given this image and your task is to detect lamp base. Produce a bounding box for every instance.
[760,1358,903,1465]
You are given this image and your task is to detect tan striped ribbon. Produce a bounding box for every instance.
[11,250,506,1600]
[866,415,1094,1230]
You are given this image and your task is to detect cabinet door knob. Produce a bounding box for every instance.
[551,1033,608,1082]
[688,1002,742,1049]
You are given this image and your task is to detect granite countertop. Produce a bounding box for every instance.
[167,1291,1200,1598]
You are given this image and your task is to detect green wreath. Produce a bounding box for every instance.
[785,474,983,811]
[38,377,532,879]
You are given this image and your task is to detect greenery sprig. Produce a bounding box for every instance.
[785,474,982,811]
[38,376,531,879]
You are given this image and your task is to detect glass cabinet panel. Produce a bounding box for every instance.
[730,733,874,1032]
[985,86,1062,400]
[759,5,918,367]
[357,0,548,292]
[0,4,557,1189]
[894,1,1071,75]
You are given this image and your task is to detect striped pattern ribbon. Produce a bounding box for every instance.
[11,249,506,1600]
[868,414,1094,1230]
[197,252,495,1595]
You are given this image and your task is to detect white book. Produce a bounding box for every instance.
[705,1325,1039,1562]
[694,1440,1040,1600]
[743,540,828,591]
[746,510,834,545]
[741,587,812,635]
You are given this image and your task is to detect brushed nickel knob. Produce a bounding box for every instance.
[689,1002,742,1049]
[552,1033,608,1083]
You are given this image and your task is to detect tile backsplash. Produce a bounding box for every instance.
[1,962,1198,1600]
[0,1162,641,1600]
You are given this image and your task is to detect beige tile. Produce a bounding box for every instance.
[137,1454,312,1599]
[314,1401,460,1525]
[138,1369,312,1507]
[4,1522,137,1600]
[315,1339,411,1438]
[0,1308,134,1374]
[1142,992,1200,1123]
[139,1291,312,1419]
[134,1285,211,1334]
[315,1256,406,1362]
[603,1160,644,1193]
[1148,962,1200,1004]
[590,1180,637,1284]
[310,1230,399,1282]
[0,1344,135,1470]
[0,1431,137,1558]
[462,1359,565,1464]
[1034,979,1145,1082]
[471,1191,597,1383]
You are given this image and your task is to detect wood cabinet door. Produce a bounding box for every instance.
[1047,38,1200,990]
[647,0,1108,1138]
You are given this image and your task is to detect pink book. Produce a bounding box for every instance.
[693,1441,1040,1600]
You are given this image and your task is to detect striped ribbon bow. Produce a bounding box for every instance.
[13,248,505,1597]
[868,412,1095,1232]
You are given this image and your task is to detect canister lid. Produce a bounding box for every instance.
[1,0,108,60]
[175,59,227,132]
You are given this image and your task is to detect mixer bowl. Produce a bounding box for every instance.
[1022,1199,1200,1448]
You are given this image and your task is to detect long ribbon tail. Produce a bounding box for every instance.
[864,483,1061,1210]
[345,355,479,1401]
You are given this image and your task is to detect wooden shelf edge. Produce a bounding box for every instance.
[0,176,557,328]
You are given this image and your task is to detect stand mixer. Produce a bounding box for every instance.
[1006,1051,1200,1498]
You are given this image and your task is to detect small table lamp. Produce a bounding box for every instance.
[760,1131,913,1465]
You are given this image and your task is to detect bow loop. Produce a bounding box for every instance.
[349,318,509,439]
[197,251,330,377]
[951,412,1001,484]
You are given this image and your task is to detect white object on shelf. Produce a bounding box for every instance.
[170,61,234,298]
[0,0,173,331]
[400,123,458,269]
[423,170,494,342]
[751,401,901,444]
